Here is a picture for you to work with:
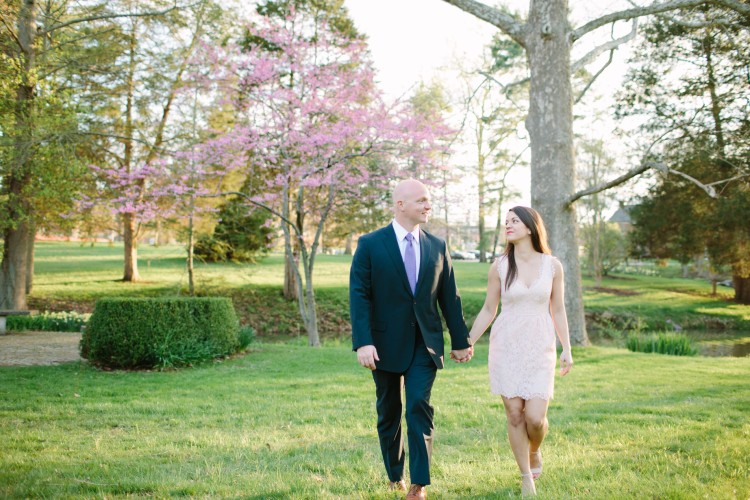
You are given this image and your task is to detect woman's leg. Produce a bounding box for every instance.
[501,396,531,474]
[503,397,537,495]
[524,398,550,472]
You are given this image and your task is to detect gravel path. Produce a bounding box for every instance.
[0,331,82,366]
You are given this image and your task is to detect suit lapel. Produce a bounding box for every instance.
[381,225,413,295]
[416,229,432,295]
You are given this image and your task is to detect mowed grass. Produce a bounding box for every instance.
[2,241,749,497]
[1,343,749,498]
[29,242,750,336]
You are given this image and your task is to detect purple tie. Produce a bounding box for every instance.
[404,233,417,294]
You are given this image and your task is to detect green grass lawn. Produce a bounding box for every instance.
[1,343,748,498]
[3,242,749,497]
[28,242,750,341]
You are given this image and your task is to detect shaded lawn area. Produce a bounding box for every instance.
[1,344,748,498]
[27,242,750,340]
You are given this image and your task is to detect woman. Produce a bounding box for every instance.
[468,206,573,496]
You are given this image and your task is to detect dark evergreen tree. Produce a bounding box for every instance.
[619,10,750,303]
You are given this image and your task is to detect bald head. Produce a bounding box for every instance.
[393,179,427,204]
[393,179,431,230]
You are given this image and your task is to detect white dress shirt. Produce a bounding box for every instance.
[392,220,421,279]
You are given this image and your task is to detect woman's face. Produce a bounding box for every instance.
[505,210,530,243]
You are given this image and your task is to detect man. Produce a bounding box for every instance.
[349,179,474,499]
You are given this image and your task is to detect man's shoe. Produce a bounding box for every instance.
[388,479,407,492]
[406,484,427,499]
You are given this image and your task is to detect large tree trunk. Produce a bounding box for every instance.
[304,275,320,347]
[734,275,750,305]
[0,223,31,311]
[122,212,140,282]
[0,0,37,311]
[526,0,589,345]
[121,25,139,282]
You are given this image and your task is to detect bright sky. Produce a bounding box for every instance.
[344,0,502,99]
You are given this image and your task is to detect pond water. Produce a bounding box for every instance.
[696,338,750,357]
[681,330,750,357]
[594,330,750,357]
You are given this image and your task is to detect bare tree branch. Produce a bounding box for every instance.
[566,160,748,206]
[571,19,637,73]
[572,0,719,41]
[655,16,737,28]
[666,168,718,197]
[40,3,180,35]
[0,12,22,49]
[625,0,741,28]
[713,0,750,17]
[574,49,614,104]
[707,173,750,187]
[566,161,654,206]
[206,191,303,239]
[477,71,529,106]
[76,131,154,147]
[439,0,526,46]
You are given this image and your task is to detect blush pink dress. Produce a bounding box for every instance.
[488,253,558,400]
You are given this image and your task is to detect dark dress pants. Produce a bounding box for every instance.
[371,334,437,486]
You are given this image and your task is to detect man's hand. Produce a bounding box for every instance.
[450,346,474,363]
[357,345,379,370]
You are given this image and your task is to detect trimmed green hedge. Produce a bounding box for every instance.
[81,297,240,369]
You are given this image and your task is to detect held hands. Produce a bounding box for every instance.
[358,344,475,368]
[357,345,379,370]
[450,345,474,363]
[559,349,573,376]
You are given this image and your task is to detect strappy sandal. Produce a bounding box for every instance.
[520,473,537,497]
[530,450,543,479]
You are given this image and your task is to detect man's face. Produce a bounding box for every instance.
[399,184,432,226]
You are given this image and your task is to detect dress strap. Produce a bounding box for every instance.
[497,255,507,285]
[548,254,560,279]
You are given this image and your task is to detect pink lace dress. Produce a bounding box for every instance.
[488,253,557,400]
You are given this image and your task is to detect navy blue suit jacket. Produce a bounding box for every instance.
[349,224,471,372]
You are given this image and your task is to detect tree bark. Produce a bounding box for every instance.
[525,0,589,345]
[121,24,139,282]
[26,219,35,295]
[0,223,31,311]
[122,212,140,282]
[0,0,37,311]
[734,275,750,305]
[187,213,195,296]
[478,156,487,262]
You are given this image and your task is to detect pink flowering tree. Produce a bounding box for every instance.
[78,163,177,252]
[190,10,454,346]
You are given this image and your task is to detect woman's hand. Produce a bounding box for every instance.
[559,350,573,376]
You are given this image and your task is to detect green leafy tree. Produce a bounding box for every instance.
[619,9,750,303]
[0,0,181,309]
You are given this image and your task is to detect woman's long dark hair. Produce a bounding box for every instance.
[503,206,551,290]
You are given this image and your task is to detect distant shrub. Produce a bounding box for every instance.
[8,311,90,332]
[193,197,274,263]
[238,325,256,349]
[81,297,240,369]
[626,332,698,356]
